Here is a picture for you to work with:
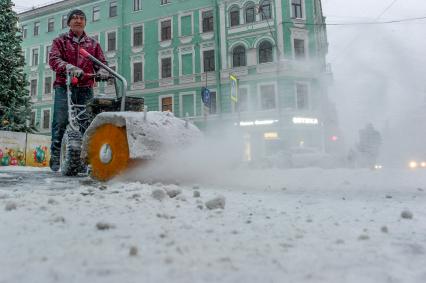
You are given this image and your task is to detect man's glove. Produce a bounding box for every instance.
[66,64,84,78]
[96,68,110,81]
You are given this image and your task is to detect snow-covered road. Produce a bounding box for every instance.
[1,167,425,283]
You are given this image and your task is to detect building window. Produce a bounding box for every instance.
[109,1,117,17]
[161,57,172,78]
[161,0,171,4]
[245,4,255,23]
[296,83,309,109]
[202,10,214,32]
[30,79,37,97]
[133,25,143,47]
[42,109,50,129]
[230,6,240,27]
[209,91,217,114]
[161,96,173,112]
[33,21,40,36]
[291,0,303,19]
[181,53,193,75]
[22,25,27,39]
[133,0,142,11]
[47,18,54,32]
[259,41,273,63]
[236,88,248,112]
[161,20,171,41]
[93,6,100,21]
[45,45,51,63]
[44,77,52,95]
[133,62,143,82]
[232,45,246,67]
[31,48,39,66]
[260,85,276,110]
[180,15,192,36]
[203,50,215,72]
[107,31,116,51]
[259,0,272,20]
[61,15,67,29]
[294,38,305,59]
[30,111,36,127]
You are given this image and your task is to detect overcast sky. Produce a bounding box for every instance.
[12,0,426,156]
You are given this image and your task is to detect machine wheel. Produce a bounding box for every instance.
[60,127,83,176]
[87,124,129,181]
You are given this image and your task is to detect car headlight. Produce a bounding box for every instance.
[421,162,426,168]
[409,161,418,169]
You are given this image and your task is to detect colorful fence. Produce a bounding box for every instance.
[0,130,50,167]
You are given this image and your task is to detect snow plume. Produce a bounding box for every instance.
[327,21,426,165]
[121,125,246,186]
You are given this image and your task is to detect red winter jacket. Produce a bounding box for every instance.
[49,30,107,88]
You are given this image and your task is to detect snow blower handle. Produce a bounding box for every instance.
[79,48,128,111]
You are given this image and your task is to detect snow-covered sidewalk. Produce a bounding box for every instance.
[1,167,425,283]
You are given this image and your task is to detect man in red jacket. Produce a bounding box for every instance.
[49,9,108,171]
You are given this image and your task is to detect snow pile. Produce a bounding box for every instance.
[82,111,202,160]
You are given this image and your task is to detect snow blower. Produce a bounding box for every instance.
[59,48,201,181]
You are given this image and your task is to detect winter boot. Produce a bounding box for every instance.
[49,155,60,172]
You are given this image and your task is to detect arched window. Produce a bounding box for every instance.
[230,6,240,27]
[245,3,255,23]
[259,0,272,20]
[233,45,246,67]
[259,41,273,63]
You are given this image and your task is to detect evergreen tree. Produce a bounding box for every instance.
[0,0,34,132]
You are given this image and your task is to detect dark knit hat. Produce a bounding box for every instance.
[67,9,86,25]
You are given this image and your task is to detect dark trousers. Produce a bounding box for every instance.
[50,86,93,158]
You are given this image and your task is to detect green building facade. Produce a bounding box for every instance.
[19,0,333,161]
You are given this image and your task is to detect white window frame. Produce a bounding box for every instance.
[179,91,197,117]
[30,78,38,98]
[228,4,241,28]
[294,81,310,110]
[158,50,173,80]
[30,46,40,67]
[159,94,174,112]
[41,107,51,130]
[43,75,53,95]
[159,17,173,42]
[109,1,118,18]
[105,30,118,52]
[30,110,37,128]
[257,82,278,111]
[44,44,51,64]
[47,17,55,32]
[131,59,144,84]
[199,8,214,34]
[22,25,28,39]
[178,12,194,37]
[289,0,306,20]
[179,47,195,77]
[131,23,144,49]
[92,5,101,22]
[258,0,275,21]
[133,0,142,11]
[291,28,309,60]
[201,47,215,73]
